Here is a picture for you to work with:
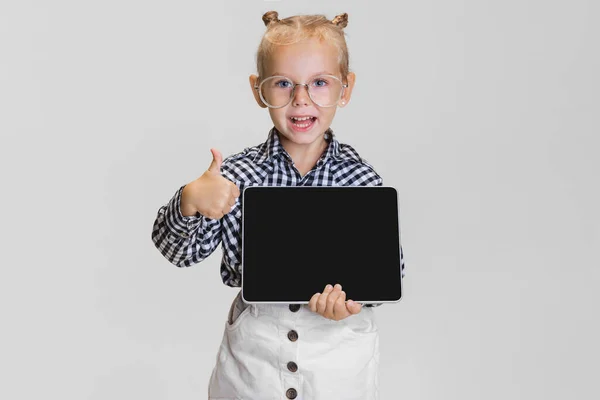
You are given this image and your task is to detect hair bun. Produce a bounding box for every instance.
[331,12,348,28]
[262,11,279,26]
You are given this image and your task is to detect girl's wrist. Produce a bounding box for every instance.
[181,183,199,217]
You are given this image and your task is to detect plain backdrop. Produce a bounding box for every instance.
[1,0,598,399]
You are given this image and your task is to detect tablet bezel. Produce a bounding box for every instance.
[241,185,403,305]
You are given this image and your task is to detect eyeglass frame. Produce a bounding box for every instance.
[253,74,349,108]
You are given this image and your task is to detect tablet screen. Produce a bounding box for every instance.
[242,186,402,304]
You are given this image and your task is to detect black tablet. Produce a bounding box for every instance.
[241,186,403,304]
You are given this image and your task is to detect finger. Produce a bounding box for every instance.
[309,292,320,313]
[231,182,241,198]
[207,148,223,174]
[325,284,343,318]
[222,195,237,214]
[316,284,333,314]
[346,299,363,315]
[208,211,224,220]
[333,290,348,320]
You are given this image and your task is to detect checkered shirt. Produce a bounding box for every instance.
[151,127,406,306]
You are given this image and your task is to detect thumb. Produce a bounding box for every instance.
[207,148,223,174]
[346,300,363,315]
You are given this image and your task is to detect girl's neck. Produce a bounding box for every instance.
[278,132,329,173]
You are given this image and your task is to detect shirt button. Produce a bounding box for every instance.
[289,304,300,312]
[287,330,298,342]
[286,388,298,399]
[287,361,298,372]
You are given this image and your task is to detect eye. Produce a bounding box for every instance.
[275,79,292,88]
[312,78,329,87]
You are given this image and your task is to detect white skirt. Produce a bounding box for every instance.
[208,290,380,400]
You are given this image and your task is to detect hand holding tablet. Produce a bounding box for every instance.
[308,283,363,321]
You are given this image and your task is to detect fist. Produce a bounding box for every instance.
[181,148,240,219]
[308,283,362,321]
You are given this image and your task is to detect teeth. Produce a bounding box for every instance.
[291,116,313,121]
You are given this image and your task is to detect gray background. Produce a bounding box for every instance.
[1,0,598,398]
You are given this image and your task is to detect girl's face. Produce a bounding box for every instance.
[250,37,355,152]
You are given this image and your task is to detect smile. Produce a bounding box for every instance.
[289,116,317,129]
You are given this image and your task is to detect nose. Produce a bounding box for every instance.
[292,84,311,106]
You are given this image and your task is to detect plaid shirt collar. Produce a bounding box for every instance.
[253,126,359,167]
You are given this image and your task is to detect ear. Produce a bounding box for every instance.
[249,74,267,108]
[338,72,355,108]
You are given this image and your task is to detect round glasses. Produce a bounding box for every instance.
[254,75,348,108]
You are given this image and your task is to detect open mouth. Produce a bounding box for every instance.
[289,116,317,130]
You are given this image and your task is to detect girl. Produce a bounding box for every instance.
[152,11,405,400]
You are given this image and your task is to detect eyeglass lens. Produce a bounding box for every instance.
[259,76,343,107]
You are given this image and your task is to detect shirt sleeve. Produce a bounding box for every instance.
[151,185,223,267]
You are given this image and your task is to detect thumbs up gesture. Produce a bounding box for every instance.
[181,149,241,219]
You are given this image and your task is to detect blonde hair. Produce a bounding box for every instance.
[256,11,350,83]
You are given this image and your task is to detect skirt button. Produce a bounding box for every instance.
[287,330,298,342]
[286,388,298,399]
[287,361,298,372]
